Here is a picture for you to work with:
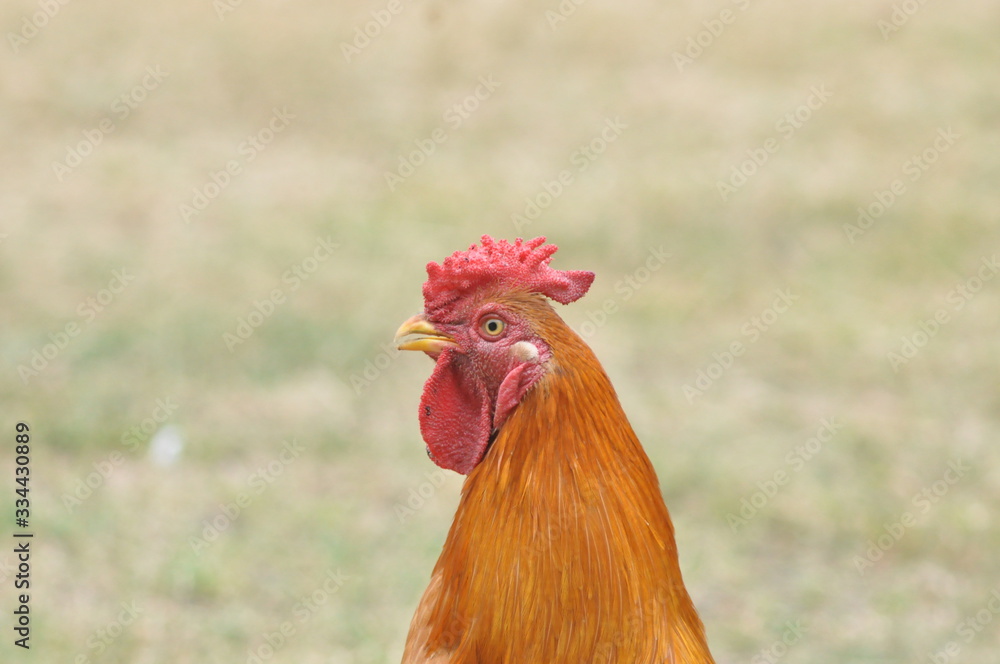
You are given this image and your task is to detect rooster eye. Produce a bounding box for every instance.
[480,317,506,338]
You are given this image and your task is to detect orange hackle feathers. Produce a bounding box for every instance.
[402,294,715,664]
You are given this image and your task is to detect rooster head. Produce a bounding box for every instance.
[394,236,595,474]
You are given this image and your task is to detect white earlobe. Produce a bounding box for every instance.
[511,341,540,363]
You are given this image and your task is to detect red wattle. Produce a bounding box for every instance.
[494,363,534,432]
[418,349,493,475]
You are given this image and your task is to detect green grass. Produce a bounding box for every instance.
[3,0,999,661]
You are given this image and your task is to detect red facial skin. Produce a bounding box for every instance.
[417,295,552,475]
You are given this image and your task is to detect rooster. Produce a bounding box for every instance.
[394,236,715,664]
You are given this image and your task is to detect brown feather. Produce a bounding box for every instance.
[403,294,715,664]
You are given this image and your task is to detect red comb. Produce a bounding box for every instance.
[422,236,595,315]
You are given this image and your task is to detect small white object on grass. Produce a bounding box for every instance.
[148,425,184,467]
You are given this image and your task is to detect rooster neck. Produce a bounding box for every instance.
[416,319,715,663]
[470,336,662,518]
[459,326,675,571]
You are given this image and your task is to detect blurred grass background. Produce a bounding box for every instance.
[2,0,999,662]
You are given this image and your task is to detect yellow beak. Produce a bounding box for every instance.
[394,314,459,353]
